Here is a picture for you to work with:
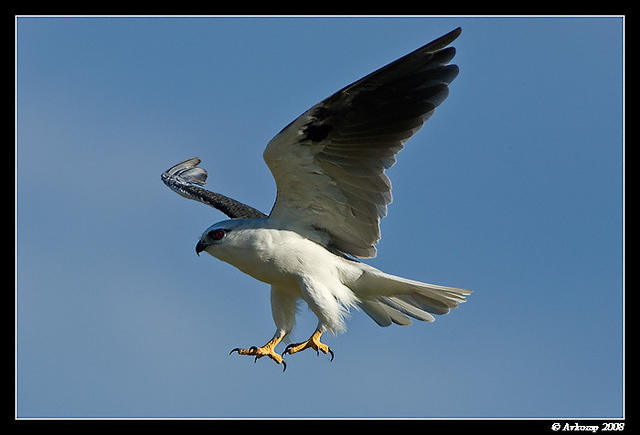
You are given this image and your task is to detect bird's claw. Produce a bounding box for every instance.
[283,340,334,361]
[229,345,287,371]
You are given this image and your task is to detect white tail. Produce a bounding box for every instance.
[350,264,471,327]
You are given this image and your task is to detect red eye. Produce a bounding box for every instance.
[209,229,225,240]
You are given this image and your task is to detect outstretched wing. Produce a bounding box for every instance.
[161,157,267,219]
[264,27,461,258]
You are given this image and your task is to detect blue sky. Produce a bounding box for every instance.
[16,16,624,418]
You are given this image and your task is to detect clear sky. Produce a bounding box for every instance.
[16,16,624,419]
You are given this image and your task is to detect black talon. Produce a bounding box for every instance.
[281,360,287,372]
[229,348,241,355]
[328,348,335,362]
[283,344,293,355]
[249,346,258,352]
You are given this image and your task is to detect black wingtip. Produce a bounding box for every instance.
[449,27,462,38]
[424,27,462,52]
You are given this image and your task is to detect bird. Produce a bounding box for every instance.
[162,27,471,371]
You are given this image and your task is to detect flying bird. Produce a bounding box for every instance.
[162,27,471,371]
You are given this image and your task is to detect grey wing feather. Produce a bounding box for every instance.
[161,157,267,219]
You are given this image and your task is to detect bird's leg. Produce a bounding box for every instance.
[283,326,334,361]
[229,334,287,371]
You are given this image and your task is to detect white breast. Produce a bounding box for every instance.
[209,225,339,287]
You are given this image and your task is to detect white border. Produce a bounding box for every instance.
[14,14,625,422]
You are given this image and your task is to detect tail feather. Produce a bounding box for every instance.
[359,299,412,327]
[380,296,436,322]
[397,294,450,315]
[351,265,471,327]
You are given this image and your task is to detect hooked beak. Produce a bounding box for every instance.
[195,240,206,256]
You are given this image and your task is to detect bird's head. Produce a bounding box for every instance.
[195,218,264,260]
[195,218,282,284]
[195,220,233,257]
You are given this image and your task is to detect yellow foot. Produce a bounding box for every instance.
[283,329,334,361]
[229,342,287,371]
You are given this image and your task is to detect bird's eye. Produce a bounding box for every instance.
[209,229,226,240]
